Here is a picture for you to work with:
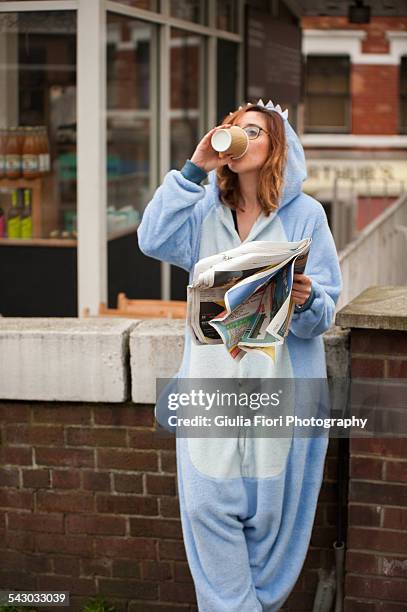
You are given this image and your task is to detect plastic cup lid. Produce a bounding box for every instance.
[211,130,232,152]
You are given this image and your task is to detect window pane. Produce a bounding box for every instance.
[217,39,238,122]
[304,56,350,132]
[307,70,349,94]
[305,96,348,130]
[170,0,206,25]
[0,11,76,241]
[306,56,349,94]
[216,0,237,32]
[170,28,204,170]
[106,13,155,229]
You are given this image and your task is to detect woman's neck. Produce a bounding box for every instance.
[237,171,261,212]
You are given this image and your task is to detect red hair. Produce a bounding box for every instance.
[216,104,287,216]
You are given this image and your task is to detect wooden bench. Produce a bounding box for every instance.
[82,293,187,319]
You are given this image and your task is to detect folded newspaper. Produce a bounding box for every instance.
[187,238,312,362]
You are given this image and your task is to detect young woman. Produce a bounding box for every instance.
[138,102,343,611]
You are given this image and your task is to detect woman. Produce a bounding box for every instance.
[138,102,343,611]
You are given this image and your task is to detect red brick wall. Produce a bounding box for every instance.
[345,329,407,611]
[351,64,399,135]
[0,401,340,611]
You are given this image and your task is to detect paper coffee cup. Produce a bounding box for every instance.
[211,126,249,159]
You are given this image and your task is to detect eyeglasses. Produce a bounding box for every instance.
[241,125,270,140]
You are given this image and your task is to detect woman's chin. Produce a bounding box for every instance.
[228,159,244,172]
[227,160,252,174]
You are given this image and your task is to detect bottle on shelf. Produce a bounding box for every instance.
[22,127,40,179]
[21,188,33,239]
[7,189,21,238]
[5,127,22,179]
[37,127,45,175]
[35,127,43,175]
[39,126,51,174]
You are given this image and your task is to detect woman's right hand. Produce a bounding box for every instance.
[190,125,233,174]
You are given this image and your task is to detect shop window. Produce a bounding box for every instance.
[170,28,205,171]
[216,0,237,33]
[170,0,206,25]
[0,11,76,242]
[304,55,350,133]
[217,39,238,123]
[106,13,155,232]
[400,56,407,134]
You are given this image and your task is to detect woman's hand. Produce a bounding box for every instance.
[190,125,234,174]
[292,273,312,306]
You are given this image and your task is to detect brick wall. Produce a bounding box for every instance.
[351,64,399,135]
[345,328,407,611]
[0,400,342,612]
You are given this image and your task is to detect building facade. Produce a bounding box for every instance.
[301,15,407,250]
[1,1,406,316]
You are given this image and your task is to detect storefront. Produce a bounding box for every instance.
[0,0,244,316]
[2,2,406,317]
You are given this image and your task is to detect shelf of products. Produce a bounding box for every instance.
[0,125,59,242]
[0,126,50,180]
[0,125,142,245]
[0,176,57,242]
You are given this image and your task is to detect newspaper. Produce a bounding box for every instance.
[187,238,311,361]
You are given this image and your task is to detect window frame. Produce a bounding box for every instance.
[304,53,351,135]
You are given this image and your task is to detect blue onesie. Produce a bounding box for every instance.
[137,112,343,611]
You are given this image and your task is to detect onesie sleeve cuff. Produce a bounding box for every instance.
[294,284,316,313]
[180,159,208,184]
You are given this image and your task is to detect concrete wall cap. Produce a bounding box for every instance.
[0,317,140,402]
[0,317,141,335]
[336,286,407,331]
[129,319,186,337]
